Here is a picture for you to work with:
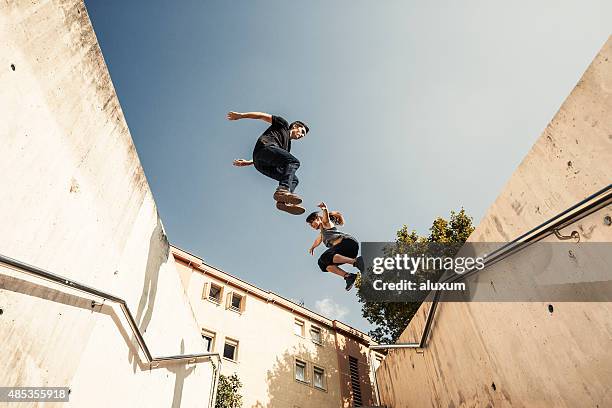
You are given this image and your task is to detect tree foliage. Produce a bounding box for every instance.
[357,208,475,344]
[215,373,243,408]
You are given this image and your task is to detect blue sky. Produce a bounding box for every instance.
[84,0,610,332]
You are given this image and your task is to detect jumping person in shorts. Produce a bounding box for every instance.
[227,111,309,215]
[307,202,365,291]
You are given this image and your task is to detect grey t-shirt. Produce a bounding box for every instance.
[321,224,355,248]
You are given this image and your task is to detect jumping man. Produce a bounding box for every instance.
[227,111,308,215]
[307,202,365,291]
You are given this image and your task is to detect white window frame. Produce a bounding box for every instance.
[294,319,305,337]
[208,283,223,304]
[310,325,322,345]
[294,359,308,383]
[229,292,243,312]
[201,329,216,352]
[223,338,239,361]
[313,365,326,390]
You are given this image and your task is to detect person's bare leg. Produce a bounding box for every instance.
[332,254,355,265]
[326,265,349,278]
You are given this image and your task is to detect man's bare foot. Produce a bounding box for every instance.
[273,188,302,205]
[276,201,306,215]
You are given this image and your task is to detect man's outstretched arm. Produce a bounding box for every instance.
[227,111,270,167]
[227,111,272,123]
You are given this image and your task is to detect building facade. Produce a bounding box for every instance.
[172,246,385,408]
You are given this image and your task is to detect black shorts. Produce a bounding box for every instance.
[318,237,359,272]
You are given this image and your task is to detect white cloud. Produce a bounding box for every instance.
[315,298,349,320]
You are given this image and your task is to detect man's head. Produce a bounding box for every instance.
[306,211,322,229]
[289,121,309,140]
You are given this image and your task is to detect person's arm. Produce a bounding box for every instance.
[226,111,272,123]
[309,234,323,255]
[233,159,253,167]
[317,202,333,228]
[228,111,271,166]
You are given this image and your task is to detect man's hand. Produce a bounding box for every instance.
[233,159,253,167]
[317,202,327,210]
[227,111,243,121]
[226,111,272,123]
[309,246,316,256]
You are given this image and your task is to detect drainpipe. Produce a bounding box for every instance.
[208,355,222,408]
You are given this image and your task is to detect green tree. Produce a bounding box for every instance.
[357,208,475,343]
[215,373,243,408]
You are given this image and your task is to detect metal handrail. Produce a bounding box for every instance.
[0,253,222,369]
[370,183,612,351]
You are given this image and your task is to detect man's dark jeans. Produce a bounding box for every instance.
[253,145,300,193]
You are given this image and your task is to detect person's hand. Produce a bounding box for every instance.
[233,159,253,167]
[227,111,242,121]
[317,202,327,209]
[309,246,316,256]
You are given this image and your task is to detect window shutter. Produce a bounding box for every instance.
[225,290,233,309]
[240,295,247,312]
[201,282,209,300]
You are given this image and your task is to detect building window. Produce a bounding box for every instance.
[202,330,215,352]
[295,359,307,382]
[225,291,246,313]
[313,366,326,390]
[310,326,322,344]
[294,319,305,337]
[209,283,222,304]
[230,293,243,312]
[223,339,238,361]
[349,356,363,407]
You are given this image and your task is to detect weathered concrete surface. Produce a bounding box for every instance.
[0,1,215,407]
[377,37,612,407]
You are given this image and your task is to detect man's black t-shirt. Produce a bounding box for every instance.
[253,115,291,156]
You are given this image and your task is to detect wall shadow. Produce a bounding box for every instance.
[256,331,377,408]
[129,216,169,370]
[0,271,149,370]
[166,339,196,408]
[260,343,325,408]
[0,270,209,375]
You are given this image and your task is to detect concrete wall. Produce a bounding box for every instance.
[376,37,612,407]
[0,1,215,407]
[173,248,382,408]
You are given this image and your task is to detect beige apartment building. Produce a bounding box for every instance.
[172,246,385,408]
